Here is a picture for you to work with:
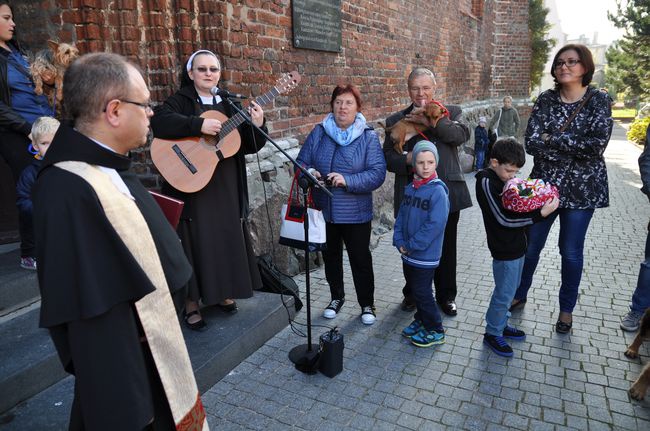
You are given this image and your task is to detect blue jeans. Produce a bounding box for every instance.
[475,150,486,170]
[486,257,524,336]
[403,263,443,331]
[631,223,650,313]
[514,208,595,313]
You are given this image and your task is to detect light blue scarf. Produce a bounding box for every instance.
[322,112,367,146]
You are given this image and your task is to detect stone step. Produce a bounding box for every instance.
[0,248,39,317]
[0,290,297,429]
[0,307,65,415]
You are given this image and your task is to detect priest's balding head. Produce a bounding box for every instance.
[63,53,153,155]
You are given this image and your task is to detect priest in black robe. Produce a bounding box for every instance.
[33,53,208,430]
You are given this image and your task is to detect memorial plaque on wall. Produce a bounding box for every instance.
[292,0,342,52]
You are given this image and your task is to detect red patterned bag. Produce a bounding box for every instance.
[502,178,559,213]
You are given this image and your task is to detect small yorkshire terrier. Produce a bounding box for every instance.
[624,308,650,400]
[30,40,79,103]
[382,101,450,154]
[30,49,56,98]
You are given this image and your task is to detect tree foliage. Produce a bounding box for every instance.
[529,0,556,90]
[605,42,635,100]
[607,0,650,101]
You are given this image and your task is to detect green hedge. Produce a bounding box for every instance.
[627,117,650,145]
[612,108,637,118]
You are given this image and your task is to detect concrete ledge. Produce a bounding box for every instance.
[185,291,296,393]
[0,249,39,317]
[0,308,65,414]
[0,376,73,430]
[0,290,296,428]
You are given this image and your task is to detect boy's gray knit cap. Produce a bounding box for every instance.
[412,140,439,164]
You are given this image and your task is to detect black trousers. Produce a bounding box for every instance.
[1,131,34,257]
[403,210,460,304]
[323,221,375,308]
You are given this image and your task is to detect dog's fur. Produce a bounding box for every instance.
[30,49,56,97]
[625,308,650,400]
[382,102,448,154]
[30,40,79,103]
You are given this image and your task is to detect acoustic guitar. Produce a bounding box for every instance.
[150,71,301,193]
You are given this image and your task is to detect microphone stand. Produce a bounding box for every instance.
[223,97,332,368]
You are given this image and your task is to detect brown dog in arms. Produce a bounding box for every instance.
[383,101,449,154]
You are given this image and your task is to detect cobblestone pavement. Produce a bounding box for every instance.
[202,123,650,430]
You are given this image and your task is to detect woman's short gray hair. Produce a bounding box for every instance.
[63,53,133,128]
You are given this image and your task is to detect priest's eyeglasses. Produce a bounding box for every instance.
[120,99,154,113]
[103,99,154,113]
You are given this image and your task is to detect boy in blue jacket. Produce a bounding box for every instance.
[393,141,450,347]
[475,138,558,357]
[16,116,59,270]
[474,116,489,170]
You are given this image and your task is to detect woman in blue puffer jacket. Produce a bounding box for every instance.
[296,84,386,325]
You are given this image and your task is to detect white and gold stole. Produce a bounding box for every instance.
[56,161,209,431]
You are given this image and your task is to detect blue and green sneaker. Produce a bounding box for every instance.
[402,320,423,338]
[410,328,445,348]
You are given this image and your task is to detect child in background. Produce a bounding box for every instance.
[475,137,558,357]
[474,116,489,170]
[393,140,450,347]
[16,116,60,270]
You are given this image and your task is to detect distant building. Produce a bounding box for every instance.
[534,0,566,94]
[566,34,608,88]
[534,0,610,94]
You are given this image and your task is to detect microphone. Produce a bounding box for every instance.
[210,87,248,99]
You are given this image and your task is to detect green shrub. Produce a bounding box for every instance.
[627,117,650,145]
[612,108,637,118]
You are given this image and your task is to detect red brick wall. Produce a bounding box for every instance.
[6,0,531,261]
[490,0,532,98]
[15,0,530,126]
[14,0,530,143]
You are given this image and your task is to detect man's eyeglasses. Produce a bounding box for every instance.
[103,99,154,113]
[120,99,154,113]
[554,59,581,69]
[195,66,220,74]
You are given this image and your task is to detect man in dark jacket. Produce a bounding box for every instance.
[383,67,472,316]
[620,123,650,332]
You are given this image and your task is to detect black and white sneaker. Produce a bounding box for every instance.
[360,306,376,325]
[323,299,344,319]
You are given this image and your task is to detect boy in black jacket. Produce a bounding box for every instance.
[475,138,558,357]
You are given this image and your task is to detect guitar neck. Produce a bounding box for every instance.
[219,88,280,137]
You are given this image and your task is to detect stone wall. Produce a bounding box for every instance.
[11,0,533,273]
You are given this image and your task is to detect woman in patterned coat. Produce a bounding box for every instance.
[510,44,613,333]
